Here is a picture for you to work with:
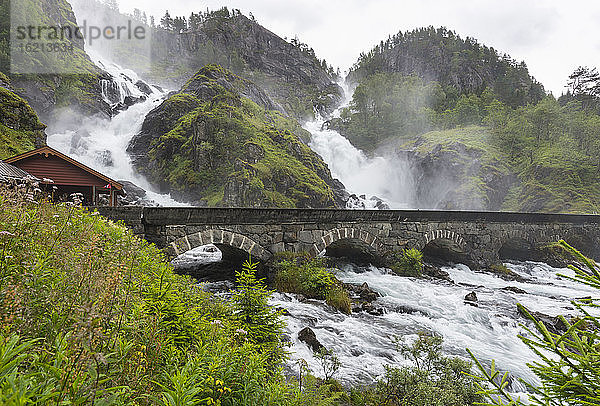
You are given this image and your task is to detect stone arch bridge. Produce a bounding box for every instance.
[94,207,600,268]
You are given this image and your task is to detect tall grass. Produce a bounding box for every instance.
[0,184,342,404]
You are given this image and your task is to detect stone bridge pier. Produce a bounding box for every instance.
[94,207,600,269]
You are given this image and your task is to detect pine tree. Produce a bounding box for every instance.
[160,10,174,31]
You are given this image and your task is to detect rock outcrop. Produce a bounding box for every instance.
[0,0,112,123]
[386,126,514,211]
[0,77,47,158]
[298,327,325,353]
[97,8,343,120]
[128,65,346,208]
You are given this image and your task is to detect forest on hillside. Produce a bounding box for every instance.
[331,27,600,213]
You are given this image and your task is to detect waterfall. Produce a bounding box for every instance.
[46,51,184,206]
[304,82,416,209]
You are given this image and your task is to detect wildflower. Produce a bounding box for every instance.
[211,319,222,326]
[235,328,247,335]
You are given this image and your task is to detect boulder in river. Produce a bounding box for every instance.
[298,327,325,353]
[517,306,567,335]
[423,263,453,282]
[344,281,381,304]
[135,80,153,95]
[502,286,527,294]
[464,291,478,306]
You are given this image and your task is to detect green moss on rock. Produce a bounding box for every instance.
[130,65,339,207]
[0,86,46,158]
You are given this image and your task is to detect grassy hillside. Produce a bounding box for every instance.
[386,100,600,213]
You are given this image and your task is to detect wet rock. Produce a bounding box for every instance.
[370,195,391,210]
[344,282,380,303]
[359,282,380,302]
[350,348,364,357]
[388,304,422,315]
[502,286,527,294]
[346,194,366,209]
[135,80,153,95]
[124,95,146,107]
[118,180,158,206]
[464,291,478,307]
[423,263,453,282]
[96,150,114,167]
[331,179,350,207]
[361,302,384,316]
[484,264,528,283]
[517,307,566,335]
[112,95,147,114]
[298,327,325,353]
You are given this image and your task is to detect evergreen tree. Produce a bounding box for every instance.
[160,10,174,31]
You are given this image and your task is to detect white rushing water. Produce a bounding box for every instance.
[304,83,416,209]
[47,50,185,206]
[269,261,596,396]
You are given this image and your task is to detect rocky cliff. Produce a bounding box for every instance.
[0,73,47,159]
[386,126,513,210]
[0,0,111,123]
[92,7,343,121]
[128,65,346,207]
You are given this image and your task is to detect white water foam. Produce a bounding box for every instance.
[271,261,595,398]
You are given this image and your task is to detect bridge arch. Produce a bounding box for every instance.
[167,229,271,262]
[419,229,469,264]
[495,228,557,262]
[419,229,466,251]
[310,227,382,259]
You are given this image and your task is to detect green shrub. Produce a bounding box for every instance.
[348,333,482,406]
[274,254,351,314]
[232,259,286,365]
[468,240,600,405]
[325,285,352,315]
[389,248,424,277]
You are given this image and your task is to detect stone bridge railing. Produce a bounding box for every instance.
[92,207,600,268]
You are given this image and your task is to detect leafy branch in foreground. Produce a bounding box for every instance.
[467,240,600,405]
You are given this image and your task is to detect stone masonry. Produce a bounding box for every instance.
[94,207,600,268]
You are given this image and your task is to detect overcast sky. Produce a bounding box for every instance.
[113,0,600,95]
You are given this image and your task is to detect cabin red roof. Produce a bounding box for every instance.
[5,146,123,191]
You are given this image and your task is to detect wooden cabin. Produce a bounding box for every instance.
[5,146,124,206]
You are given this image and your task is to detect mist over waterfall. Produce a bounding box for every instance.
[46,51,183,206]
[305,83,417,209]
